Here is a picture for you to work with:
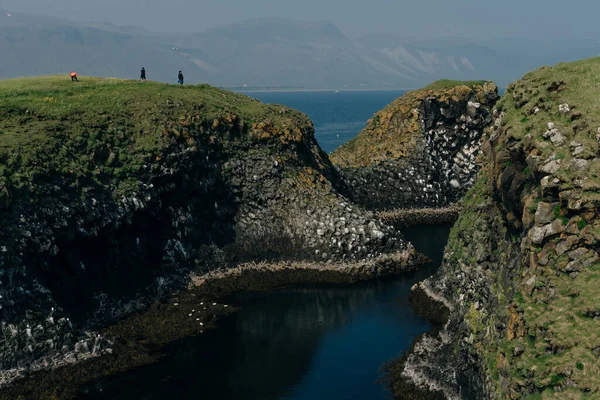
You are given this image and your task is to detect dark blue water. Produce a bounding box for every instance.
[79,224,451,400]
[244,91,407,153]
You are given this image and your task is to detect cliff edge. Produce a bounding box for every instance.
[394,58,600,399]
[331,80,499,210]
[0,77,415,386]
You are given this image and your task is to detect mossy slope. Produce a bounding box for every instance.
[481,56,600,399]
[395,57,600,399]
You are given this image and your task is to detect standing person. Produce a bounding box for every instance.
[70,71,78,82]
[140,67,146,82]
[178,71,184,85]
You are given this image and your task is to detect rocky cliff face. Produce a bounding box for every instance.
[0,77,414,386]
[394,58,600,399]
[331,81,499,210]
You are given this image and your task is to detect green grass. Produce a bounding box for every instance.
[422,79,489,91]
[0,75,310,200]
[550,374,565,387]
[553,205,561,219]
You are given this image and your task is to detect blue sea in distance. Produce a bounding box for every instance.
[244,90,408,153]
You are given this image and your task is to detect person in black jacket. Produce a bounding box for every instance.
[178,71,184,85]
[141,67,146,82]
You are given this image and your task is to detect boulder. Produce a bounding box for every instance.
[529,219,566,245]
[550,131,566,146]
[541,160,561,174]
[570,159,589,172]
[559,103,571,113]
[535,202,558,226]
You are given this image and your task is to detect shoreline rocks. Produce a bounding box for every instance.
[1,249,426,398]
[190,247,428,290]
[379,206,462,229]
[407,280,451,326]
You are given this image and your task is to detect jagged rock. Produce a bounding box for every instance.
[561,190,584,211]
[524,275,537,294]
[556,240,571,256]
[573,146,584,156]
[548,81,566,92]
[529,219,566,245]
[467,101,481,118]
[535,202,558,226]
[564,258,591,273]
[513,344,525,357]
[408,281,450,326]
[568,247,589,261]
[541,159,562,174]
[543,127,560,139]
[570,158,589,171]
[330,81,499,210]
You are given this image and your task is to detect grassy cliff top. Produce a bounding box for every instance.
[330,80,496,168]
[422,79,489,91]
[0,75,310,144]
[0,76,314,199]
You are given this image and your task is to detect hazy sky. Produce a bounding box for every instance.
[1,0,598,39]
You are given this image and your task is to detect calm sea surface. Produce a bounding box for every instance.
[78,91,451,400]
[245,90,407,153]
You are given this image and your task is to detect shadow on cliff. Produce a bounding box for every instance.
[22,121,351,325]
[24,144,240,324]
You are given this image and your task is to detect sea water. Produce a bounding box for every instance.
[247,90,407,153]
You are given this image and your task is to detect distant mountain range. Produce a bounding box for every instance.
[1,9,600,89]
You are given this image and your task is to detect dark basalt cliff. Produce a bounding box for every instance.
[331,80,499,210]
[393,58,600,399]
[0,77,415,386]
